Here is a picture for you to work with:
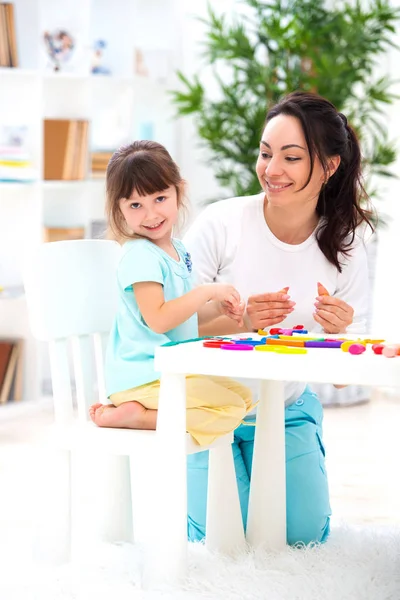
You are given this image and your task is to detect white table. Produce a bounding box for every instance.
[155,335,400,550]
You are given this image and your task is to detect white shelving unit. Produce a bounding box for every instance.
[0,0,180,402]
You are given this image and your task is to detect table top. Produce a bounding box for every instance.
[154,334,400,387]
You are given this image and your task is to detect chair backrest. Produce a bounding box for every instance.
[24,240,121,425]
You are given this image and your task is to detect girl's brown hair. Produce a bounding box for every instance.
[105,140,185,241]
[266,91,374,271]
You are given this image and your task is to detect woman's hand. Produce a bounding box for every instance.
[313,295,354,333]
[246,288,296,330]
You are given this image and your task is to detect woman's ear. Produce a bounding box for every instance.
[326,156,341,180]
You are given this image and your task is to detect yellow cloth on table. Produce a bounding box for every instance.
[110,375,254,446]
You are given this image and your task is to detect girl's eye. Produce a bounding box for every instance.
[155,196,166,203]
[130,202,141,209]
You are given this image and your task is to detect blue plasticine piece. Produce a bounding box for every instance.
[293,330,308,334]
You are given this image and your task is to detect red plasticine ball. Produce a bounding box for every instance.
[372,343,384,355]
[269,328,282,335]
[348,343,366,355]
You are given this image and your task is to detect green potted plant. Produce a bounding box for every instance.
[171,0,399,204]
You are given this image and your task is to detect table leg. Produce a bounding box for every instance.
[246,379,286,549]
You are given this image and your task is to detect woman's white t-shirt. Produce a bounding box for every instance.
[183,192,369,406]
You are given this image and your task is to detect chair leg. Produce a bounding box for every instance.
[95,454,133,543]
[136,372,188,587]
[71,452,133,547]
[32,447,72,565]
[206,443,246,554]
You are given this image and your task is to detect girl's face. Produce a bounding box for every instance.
[119,185,179,244]
[256,114,326,210]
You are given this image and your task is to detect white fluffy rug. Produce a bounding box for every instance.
[1,525,399,600]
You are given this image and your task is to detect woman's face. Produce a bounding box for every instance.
[256,114,326,209]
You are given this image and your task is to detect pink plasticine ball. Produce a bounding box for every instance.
[348,343,366,355]
[382,345,399,358]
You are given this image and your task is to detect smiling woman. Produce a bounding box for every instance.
[183,90,373,546]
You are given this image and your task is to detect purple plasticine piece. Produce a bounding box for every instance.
[305,341,343,348]
[220,344,254,351]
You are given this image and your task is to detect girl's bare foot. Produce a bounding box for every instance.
[89,403,103,423]
[89,401,157,430]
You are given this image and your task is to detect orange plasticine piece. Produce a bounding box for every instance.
[317,282,330,296]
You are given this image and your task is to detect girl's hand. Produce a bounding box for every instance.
[210,284,244,326]
[313,295,354,333]
[246,288,295,330]
[210,283,241,306]
[220,299,245,326]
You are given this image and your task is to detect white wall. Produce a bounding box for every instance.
[176,1,237,212]
[371,1,400,336]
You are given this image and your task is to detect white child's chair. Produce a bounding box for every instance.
[23,239,245,586]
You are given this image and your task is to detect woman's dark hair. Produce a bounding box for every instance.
[105,140,185,241]
[266,91,374,271]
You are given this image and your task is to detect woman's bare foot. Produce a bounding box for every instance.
[89,401,157,430]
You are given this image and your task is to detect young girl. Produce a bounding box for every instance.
[89,140,253,445]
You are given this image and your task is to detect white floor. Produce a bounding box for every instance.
[0,391,399,599]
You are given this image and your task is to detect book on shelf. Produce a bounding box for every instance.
[0,3,18,68]
[44,119,89,181]
[0,338,24,404]
[43,226,85,243]
[0,125,38,182]
[91,151,113,176]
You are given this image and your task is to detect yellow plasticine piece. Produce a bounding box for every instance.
[363,339,385,345]
[255,345,276,352]
[255,345,307,354]
[258,329,268,335]
[274,346,308,354]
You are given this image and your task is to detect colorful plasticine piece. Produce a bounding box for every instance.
[255,345,307,354]
[382,345,400,358]
[220,343,254,351]
[269,328,282,335]
[266,338,305,348]
[305,340,343,348]
[317,282,330,296]
[372,343,385,355]
[203,340,234,348]
[291,329,308,334]
[341,340,365,352]
[293,324,304,330]
[348,343,366,355]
